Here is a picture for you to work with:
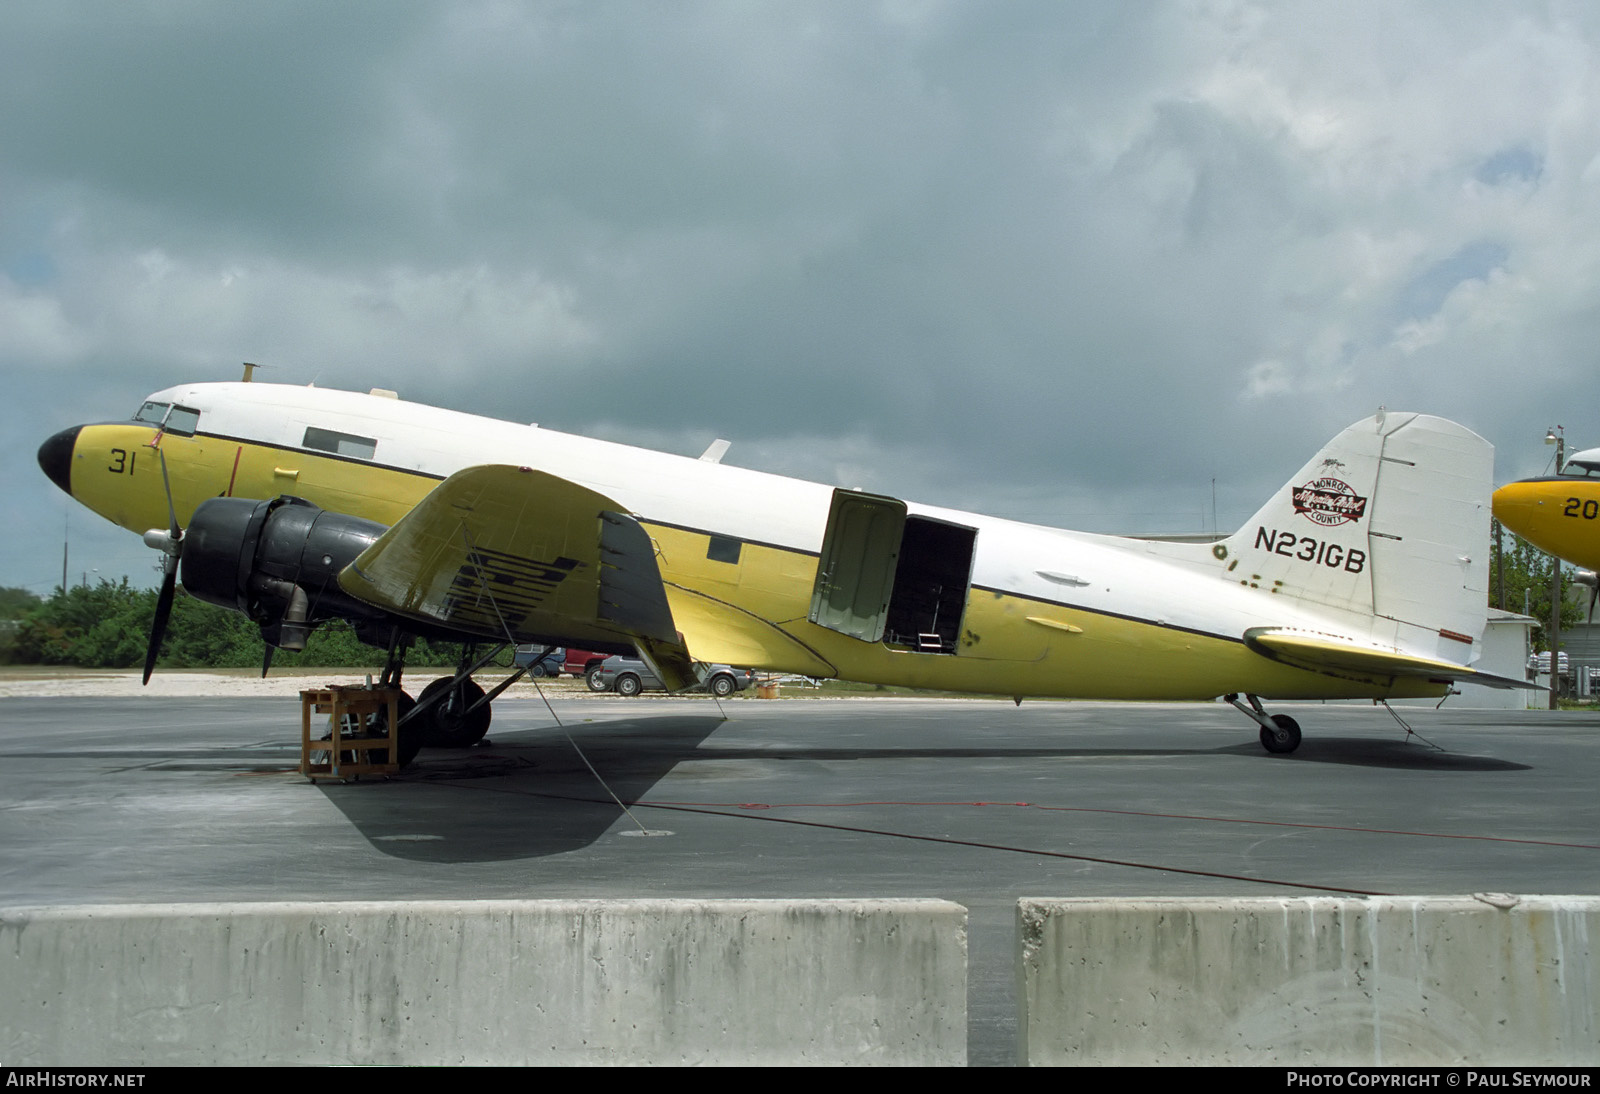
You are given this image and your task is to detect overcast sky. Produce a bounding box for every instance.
[6,0,1598,594]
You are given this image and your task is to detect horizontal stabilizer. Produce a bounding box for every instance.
[1245,628,1537,690]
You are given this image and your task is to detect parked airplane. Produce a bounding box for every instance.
[38,380,1521,762]
[1492,447,1600,572]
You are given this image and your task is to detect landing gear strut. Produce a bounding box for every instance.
[1225,693,1302,755]
[404,641,539,749]
[369,632,543,762]
[370,627,422,768]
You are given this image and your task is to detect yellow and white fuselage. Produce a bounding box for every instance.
[42,382,1503,703]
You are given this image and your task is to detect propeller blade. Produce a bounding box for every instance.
[140,445,186,685]
[155,446,180,539]
[142,561,177,685]
[261,644,274,679]
[1589,585,1597,625]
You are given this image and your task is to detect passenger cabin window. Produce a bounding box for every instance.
[303,426,377,461]
[131,401,200,436]
[707,535,742,564]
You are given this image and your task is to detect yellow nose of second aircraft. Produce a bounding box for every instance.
[1493,477,1600,571]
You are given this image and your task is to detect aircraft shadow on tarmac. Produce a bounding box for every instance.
[1213,736,1529,771]
[317,715,727,862]
[318,718,1528,862]
[652,737,1529,772]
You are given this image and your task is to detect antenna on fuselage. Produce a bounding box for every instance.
[241,361,263,382]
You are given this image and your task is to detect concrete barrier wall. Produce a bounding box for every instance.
[1019,895,1599,1066]
[0,899,966,1066]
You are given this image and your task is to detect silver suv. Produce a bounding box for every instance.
[587,656,755,698]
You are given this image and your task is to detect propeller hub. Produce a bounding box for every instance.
[142,528,181,555]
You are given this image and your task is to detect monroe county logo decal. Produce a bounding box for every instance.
[1292,477,1368,527]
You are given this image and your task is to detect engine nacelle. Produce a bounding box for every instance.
[181,496,390,650]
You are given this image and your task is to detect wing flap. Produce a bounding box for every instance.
[664,584,836,677]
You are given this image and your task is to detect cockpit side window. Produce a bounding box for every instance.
[164,406,200,436]
[133,401,169,424]
[303,426,377,460]
[132,401,201,436]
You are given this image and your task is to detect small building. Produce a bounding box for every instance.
[1463,608,1535,710]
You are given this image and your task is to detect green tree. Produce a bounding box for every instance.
[0,586,42,620]
[1490,530,1583,651]
[0,586,45,664]
[11,579,473,672]
[14,579,153,666]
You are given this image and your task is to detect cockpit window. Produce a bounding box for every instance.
[132,401,200,436]
[303,426,377,460]
[164,406,200,436]
[134,401,169,424]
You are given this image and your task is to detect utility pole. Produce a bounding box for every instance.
[1494,518,1505,611]
[1547,427,1565,710]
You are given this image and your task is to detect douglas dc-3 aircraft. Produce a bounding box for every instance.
[1493,447,1600,574]
[37,377,1524,764]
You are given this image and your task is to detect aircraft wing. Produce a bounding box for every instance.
[1244,628,1537,690]
[336,464,699,689]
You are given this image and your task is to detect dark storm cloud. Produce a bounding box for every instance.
[5,1,1600,593]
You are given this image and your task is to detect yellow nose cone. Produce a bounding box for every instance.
[1493,478,1600,571]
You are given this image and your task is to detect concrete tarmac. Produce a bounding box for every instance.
[1,690,1596,1065]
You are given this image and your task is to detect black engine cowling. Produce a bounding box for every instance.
[181,496,390,650]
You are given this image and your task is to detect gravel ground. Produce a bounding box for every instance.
[0,667,592,700]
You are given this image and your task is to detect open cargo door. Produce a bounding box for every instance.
[808,489,978,654]
[808,489,906,642]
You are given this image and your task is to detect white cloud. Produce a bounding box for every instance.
[0,283,92,364]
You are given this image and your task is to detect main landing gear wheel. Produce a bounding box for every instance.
[1260,714,1302,755]
[417,676,492,748]
[335,691,419,769]
[369,691,420,769]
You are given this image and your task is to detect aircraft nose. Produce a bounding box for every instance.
[1491,481,1542,524]
[37,425,81,495]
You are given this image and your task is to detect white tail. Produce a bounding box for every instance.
[1218,411,1492,659]
[1140,411,1494,665]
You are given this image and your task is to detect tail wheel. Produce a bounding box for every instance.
[1260,714,1302,754]
[417,676,492,748]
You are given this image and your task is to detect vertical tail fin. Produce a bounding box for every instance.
[1214,411,1491,660]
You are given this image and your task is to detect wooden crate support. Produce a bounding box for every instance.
[300,686,401,780]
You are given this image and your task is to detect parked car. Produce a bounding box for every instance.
[587,656,755,698]
[562,649,610,678]
[512,646,563,678]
